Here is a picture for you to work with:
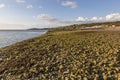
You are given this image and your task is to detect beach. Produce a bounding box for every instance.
[0,24,120,79]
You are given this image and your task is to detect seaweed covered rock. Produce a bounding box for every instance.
[0,31,120,80]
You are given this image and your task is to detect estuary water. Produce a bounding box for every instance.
[0,30,47,48]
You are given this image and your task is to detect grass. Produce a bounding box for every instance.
[49,21,120,32]
[0,22,120,79]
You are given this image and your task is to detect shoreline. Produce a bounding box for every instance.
[0,30,48,49]
[0,22,120,79]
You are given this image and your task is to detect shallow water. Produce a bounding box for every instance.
[0,30,47,48]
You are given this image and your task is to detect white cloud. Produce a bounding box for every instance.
[90,17,103,22]
[105,13,120,21]
[76,13,120,22]
[35,13,120,28]
[0,3,5,8]
[91,17,98,21]
[61,1,77,8]
[16,0,26,3]
[76,17,88,21]
[36,14,79,24]
[36,13,120,23]
[36,14,58,22]
[26,5,33,9]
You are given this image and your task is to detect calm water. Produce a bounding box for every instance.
[0,30,47,48]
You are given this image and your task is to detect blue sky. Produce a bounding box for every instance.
[0,0,120,29]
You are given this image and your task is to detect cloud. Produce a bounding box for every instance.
[0,3,5,8]
[16,0,26,3]
[36,14,78,25]
[36,14,58,22]
[90,17,98,21]
[76,17,88,21]
[35,13,120,27]
[105,13,120,21]
[26,5,33,9]
[76,13,120,22]
[36,13,120,23]
[61,1,77,8]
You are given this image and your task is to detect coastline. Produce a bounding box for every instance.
[0,30,47,49]
[0,24,120,79]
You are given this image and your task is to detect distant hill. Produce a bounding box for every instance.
[27,21,120,32]
[48,21,120,32]
[28,28,49,30]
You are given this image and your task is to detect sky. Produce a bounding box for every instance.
[0,0,120,29]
